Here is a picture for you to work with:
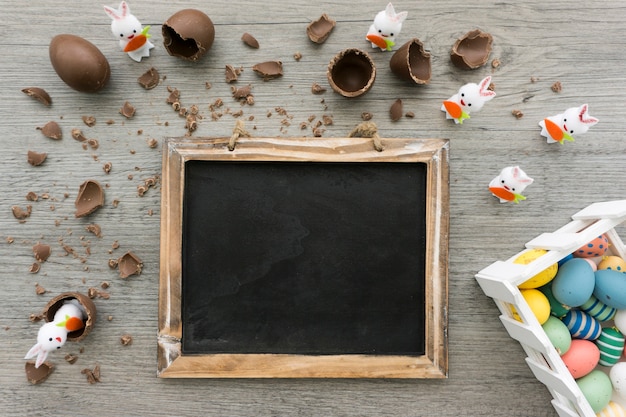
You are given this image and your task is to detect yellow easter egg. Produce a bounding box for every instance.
[597,401,626,417]
[515,249,558,289]
[598,255,626,273]
[512,289,551,324]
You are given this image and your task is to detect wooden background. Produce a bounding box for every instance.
[1,0,625,416]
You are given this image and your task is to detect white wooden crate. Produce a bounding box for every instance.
[475,200,626,417]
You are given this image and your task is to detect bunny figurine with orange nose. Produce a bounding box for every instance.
[104,1,154,62]
[25,299,86,368]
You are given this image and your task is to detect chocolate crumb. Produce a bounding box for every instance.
[147,138,158,148]
[12,205,32,221]
[488,82,495,92]
[86,223,102,237]
[118,251,143,278]
[71,128,87,142]
[101,281,110,289]
[405,111,415,118]
[33,242,51,262]
[491,58,501,69]
[293,51,302,61]
[120,101,136,118]
[137,67,159,89]
[65,353,78,364]
[22,87,52,106]
[27,150,47,166]
[120,334,133,346]
[511,109,524,119]
[390,99,403,122]
[25,361,54,384]
[103,162,112,174]
[322,115,333,126]
[82,115,96,127]
[551,81,562,93]
[530,76,539,83]
[38,121,62,140]
[107,315,113,321]
[108,258,118,269]
[361,112,373,121]
[81,365,101,384]
[225,65,239,83]
[29,263,40,274]
[166,87,180,104]
[87,138,99,149]
[35,283,46,295]
[311,82,327,94]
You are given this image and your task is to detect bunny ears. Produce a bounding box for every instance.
[104,1,129,20]
[578,104,599,125]
[384,3,408,23]
[478,76,496,98]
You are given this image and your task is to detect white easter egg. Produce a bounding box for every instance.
[610,362,626,400]
[615,310,626,334]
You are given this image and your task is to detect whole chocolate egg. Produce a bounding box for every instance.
[49,34,110,93]
[162,9,215,61]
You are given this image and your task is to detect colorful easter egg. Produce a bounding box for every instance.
[581,295,617,322]
[574,234,609,258]
[513,289,551,324]
[516,249,558,289]
[609,362,626,400]
[615,310,626,334]
[561,339,600,378]
[552,258,595,307]
[596,401,626,417]
[542,315,572,355]
[577,370,612,413]
[598,255,626,272]
[562,309,602,340]
[595,327,625,367]
[594,269,626,309]
[539,283,570,318]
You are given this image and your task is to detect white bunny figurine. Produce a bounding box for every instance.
[488,166,534,204]
[538,104,599,144]
[104,1,154,62]
[441,76,496,124]
[366,3,408,51]
[25,299,86,368]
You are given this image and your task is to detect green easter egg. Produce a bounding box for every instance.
[542,316,572,355]
[576,370,612,413]
[539,283,570,318]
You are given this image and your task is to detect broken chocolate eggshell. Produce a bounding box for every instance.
[75,179,104,218]
[43,292,96,342]
[389,38,431,84]
[307,14,336,44]
[162,9,215,61]
[327,49,376,98]
[450,29,493,70]
[49,34,110,93]
[25,361,54,384]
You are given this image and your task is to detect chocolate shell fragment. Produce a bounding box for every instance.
[450,29,493,70]
[389,99,403,121]
[25,361,54,384]
[137,67,159,89]
[241,32,259,49]
[307,14,335,44]
[22,87,52,106]
[118,251,143,278]
[252,61,283,80]
[27,150,47,166]
[74,180,104,218]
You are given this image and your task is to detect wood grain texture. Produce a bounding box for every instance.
[2,0,626,416]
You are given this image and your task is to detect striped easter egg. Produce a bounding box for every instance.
[596,327,625,367]
[596,400,626,417]
[581,295,617,322]
[562,309,602,340]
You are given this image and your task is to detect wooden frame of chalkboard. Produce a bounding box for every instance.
[158,136,449,378]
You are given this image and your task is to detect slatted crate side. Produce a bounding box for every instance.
[475,200,626,417]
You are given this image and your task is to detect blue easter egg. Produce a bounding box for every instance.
[551,258,595,307]
[594,269,626,309]
[562,309,602,340]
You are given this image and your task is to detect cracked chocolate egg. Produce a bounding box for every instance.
[389,38,431,84]
[327,49,376,98]
[42,292,97,342]
[450,29,493,70]
[162,9,215,61]
[49,34,110,93]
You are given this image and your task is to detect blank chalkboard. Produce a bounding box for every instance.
[181,161,426,355]
[158,136,449,378]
